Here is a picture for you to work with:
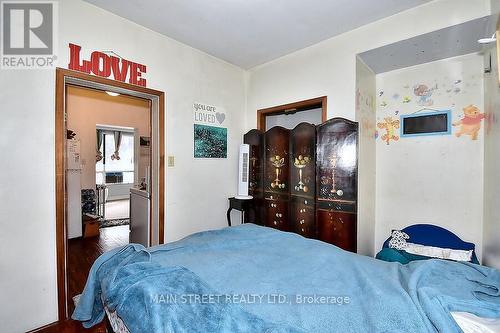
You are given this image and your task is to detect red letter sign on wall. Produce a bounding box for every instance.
[68,43,147,87]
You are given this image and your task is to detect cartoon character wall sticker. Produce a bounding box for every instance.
[453,104,485,140]
[377,117,400,145]
[413,84,437,106]
[357,88,375,113]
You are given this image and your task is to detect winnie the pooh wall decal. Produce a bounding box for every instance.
[377,117,400,145]
[453,105,485,140]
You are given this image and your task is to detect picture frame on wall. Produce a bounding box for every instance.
[193,124,227,158]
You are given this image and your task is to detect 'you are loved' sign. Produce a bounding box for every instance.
[193,102,226,127]
[193,102,228,159]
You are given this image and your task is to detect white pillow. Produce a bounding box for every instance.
[403,243,473,262]
[388,230,473,262]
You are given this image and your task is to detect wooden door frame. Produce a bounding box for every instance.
[55,68,165,320]
[256,96,327,130]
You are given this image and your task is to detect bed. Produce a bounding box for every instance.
[73,224,500,333]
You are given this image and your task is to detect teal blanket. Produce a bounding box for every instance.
[73,224,500,332]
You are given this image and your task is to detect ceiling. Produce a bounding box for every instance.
[358,15,498,74]
[83,0,431,69]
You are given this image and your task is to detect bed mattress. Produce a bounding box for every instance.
[105,307,500,333]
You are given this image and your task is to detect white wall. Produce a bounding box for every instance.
[245,0,489,128]
[0,0,246,331]
[490,0,500,14]
[0,70,58,333]
[355,57,376,256]
[375,54,485,259]
[483,46,500,268]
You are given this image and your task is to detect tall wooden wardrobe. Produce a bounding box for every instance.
[243,117,358,252]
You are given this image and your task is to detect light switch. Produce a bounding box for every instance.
[167,155,175,167]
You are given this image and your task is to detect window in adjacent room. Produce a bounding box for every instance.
[96,130,134,184]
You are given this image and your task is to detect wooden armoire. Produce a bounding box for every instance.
[244,117,358,252]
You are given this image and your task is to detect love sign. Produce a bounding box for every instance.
[68,43,147,87]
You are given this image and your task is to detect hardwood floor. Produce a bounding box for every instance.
[30,319,109,333]
[45,225,130,333]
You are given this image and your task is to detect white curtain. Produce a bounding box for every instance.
[111,131,122,160]
[96,129,103,162]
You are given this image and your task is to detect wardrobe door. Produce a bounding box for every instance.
[244,129,264,225]
[290,196,315,237]
[316,118,358,252]
[289,123,316,237]
[264,126,290,230]
[264,126,290,194]
[316,210,356,252]
[316,118,358,203]
[244,129,264,198]
[264,194,289,231]
[246,200,264,226]
[290,123,316,197]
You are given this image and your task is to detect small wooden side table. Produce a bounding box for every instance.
[227,197,253,226]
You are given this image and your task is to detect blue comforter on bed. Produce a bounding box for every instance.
[73,224,500,333]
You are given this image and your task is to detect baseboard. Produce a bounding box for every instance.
[26,321,59,333]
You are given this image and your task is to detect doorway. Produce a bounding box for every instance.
[257,96,328,130]
[55,68,165,321]
[65,86,152,316]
